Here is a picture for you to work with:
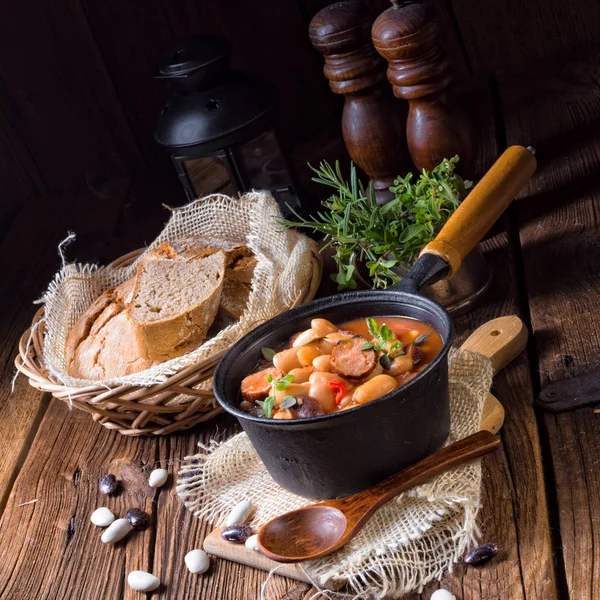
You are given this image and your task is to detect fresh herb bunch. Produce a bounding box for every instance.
[280,157,472,289]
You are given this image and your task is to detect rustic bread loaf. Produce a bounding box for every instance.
[65,238,255,379]
[66,278,157,379]
[128,250,226,361]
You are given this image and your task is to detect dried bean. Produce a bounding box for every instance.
[185,549,211,574]
[221,524,254,543]
[463,542,498,565]
[295,395,325,418]
[90,507,115,527]
[101,518,132,544]
[431,590,456,600]
[127,571,160,592]
[99,474,118,495]
[245,534,260,551]
[225,500,253,526]
[126,508,149,530]
[149,468,168,488]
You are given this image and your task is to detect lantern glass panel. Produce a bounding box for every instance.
[236,130,301,211]
[183,156,233,198]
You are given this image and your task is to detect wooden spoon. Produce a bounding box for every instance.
[257,315,527,563]
[257,430,500,562]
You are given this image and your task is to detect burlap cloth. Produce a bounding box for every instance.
[37,192,315,388]
[177,349,494,599]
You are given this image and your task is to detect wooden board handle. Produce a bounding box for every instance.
[460,315,528,375]
[421,145,536,277]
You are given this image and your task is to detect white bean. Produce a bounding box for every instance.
[288,366,313,384]
[101,518,132,544]
[311,318,338,336]
[431,590,456,600]
[225,500,253,526]
[353,375,397,405]
[127,571,160,592]
[292,329,321,347]
[273,347,302,372]
[312,354,331,371]
[90,507,115,527]
[149,468,169,488]
[245,534,260,551]
[308,382,336,413]
[185,549,211,574]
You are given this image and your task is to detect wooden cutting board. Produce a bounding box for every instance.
[203,316,527,585]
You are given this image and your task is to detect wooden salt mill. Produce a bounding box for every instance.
[372,1,476,174]
[309,1,410,204]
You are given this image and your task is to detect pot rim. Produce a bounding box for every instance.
[213,289,454,427]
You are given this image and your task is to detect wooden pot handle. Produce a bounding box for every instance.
[420,145,537,277]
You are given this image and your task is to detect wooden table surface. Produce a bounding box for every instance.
[1,64,599,599]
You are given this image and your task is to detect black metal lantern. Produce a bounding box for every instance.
[155,36,301,212]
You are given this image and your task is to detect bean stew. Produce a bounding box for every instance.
[239,316,443,420]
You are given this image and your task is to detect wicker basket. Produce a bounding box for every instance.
[15,245,322,436]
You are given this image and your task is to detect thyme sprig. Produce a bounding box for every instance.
[280,157,471,289]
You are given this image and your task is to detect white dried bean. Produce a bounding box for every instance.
[273,347,302,372]
[101,518,132,544]
[311,318,338,336]
[353,374,397,405]
[185,549,211,574]
[292,329,321,347]
[308,382,336,413]
[149,468,169,488]
[287,366,313,384]
[245,534,260,551]
[225,500,253,526]
[431,590,456,600]
[312,354,331,371]
[127,571,160,592]
[90,507,115,527]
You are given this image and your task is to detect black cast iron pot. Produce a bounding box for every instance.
[213,146,537,499]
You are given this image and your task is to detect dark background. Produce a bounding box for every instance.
[1,0,599,232]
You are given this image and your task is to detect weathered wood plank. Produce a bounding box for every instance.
[451,2,600,74]
[500,62,600,600]
[0,179,130,514]
[0,401,157,600]
[406,79,555,600]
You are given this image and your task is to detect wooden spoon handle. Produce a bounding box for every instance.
[333,431,500,524]
[421,146,536,277]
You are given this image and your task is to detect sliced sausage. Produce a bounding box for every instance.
[330,336,377,379]
[241,367,282,401]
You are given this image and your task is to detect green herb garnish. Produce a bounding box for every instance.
[279,157,471,289]
[261,347,277,361]
[413,333,429,345]
[279,396,297,409]
[266,372,295,391]
[365,318,404,368]
[256,396,275,418]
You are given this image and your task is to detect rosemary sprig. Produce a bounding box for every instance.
[279,157,472,289]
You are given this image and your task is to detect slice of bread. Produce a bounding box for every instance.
[129,250,226,361]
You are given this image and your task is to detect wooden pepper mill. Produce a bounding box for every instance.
[372,1,476,175]
[309,1,410,204]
